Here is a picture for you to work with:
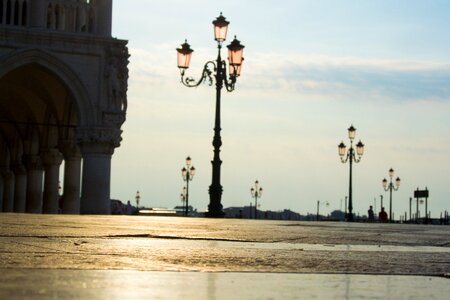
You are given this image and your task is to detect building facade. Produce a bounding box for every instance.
[0,0,128,214]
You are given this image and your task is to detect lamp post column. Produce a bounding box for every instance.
[389,179,393,221]
[409,197,412,222]
[185,171,190,216]
[348,145,353,221]
[208,48,224,218]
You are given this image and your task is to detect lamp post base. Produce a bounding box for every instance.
[346,213,354,222]
[207,185,224,218]
[205,210,225,218]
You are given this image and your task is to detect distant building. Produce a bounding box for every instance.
[224,207,302,220]
[173,205,195,216]
[0,1,128,214]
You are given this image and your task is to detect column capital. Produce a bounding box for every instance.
[59,140,81,160]
[0,168,14,181]
[77,127,122,155]
[41,149,63,166]
[11,162,27,176]
[24,155,44,171]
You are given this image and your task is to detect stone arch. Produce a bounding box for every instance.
[0,48,94,127]
[0,48,93,214]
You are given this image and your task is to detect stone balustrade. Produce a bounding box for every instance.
[1,0,111,36]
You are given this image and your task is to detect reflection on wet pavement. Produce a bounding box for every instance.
[1,270,449,300]
[0,214,449,299]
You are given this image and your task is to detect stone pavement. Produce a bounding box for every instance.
[0,214,449,299]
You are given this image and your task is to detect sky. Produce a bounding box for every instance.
[109,0,450,218]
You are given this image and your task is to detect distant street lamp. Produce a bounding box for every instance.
[135,190,141,209]
[338,125,365,222]
[316,200,330,221]
[177,13,245,217]
[181,156,196,217]
[250,180,263,219]
[382,168,401,223]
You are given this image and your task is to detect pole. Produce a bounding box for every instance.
[255,194,258,220]
[416,197,419,222]
[425,196,428,224]
[374,197,376,216]
[389,179,393,223]
[185,172,190,217]
[317,200,320,221]
[344,196,347,219]
[249,202,252,219]
[348,145,354,222]
[207,45,224,218]
[409,197,412,222]
[380,195,383,211]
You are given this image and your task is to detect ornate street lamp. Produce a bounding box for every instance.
[177,13,244,218]
[181,156,195,217]
[316,200,330,221]
[382,168,400,223]
[250,180,263,219]
[338,125,365,222]
[135,190,141,208]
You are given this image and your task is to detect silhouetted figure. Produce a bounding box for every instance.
[126,200,132,215]
[379,207,388,223]
[368,206,375,222]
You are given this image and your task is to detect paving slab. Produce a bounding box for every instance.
[0,213,449,299]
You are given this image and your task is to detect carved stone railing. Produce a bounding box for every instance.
[0,0,110,35]
[46,0,93,33]
[0,0,29,27]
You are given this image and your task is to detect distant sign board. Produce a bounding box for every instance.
[414,189,429,198]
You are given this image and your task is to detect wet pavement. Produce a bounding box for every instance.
[0,214,449,299]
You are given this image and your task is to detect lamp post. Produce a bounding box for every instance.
[181,156,196,217]
[135,190,141,209]
[382,168,400,223]
[250,180,263,219]
[180,187,187,215]
[316,201,330,221]
[177,13,245,218]
[338,125,365,222]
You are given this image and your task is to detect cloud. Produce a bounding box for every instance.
[128,44,450,105]
[241,52,450,102]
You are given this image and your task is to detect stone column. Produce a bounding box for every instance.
[0,174,4,211]
[94,0,112,36]
[60,141,81,214]
[12,163,27,213]
[1,169,15,212]
[78,127,120,214]
[25,155,44,213]
[80,150,111,214]
[42,150,63,214]
[29,0,47,28]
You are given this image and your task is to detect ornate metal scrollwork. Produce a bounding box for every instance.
[180,60,237,92]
